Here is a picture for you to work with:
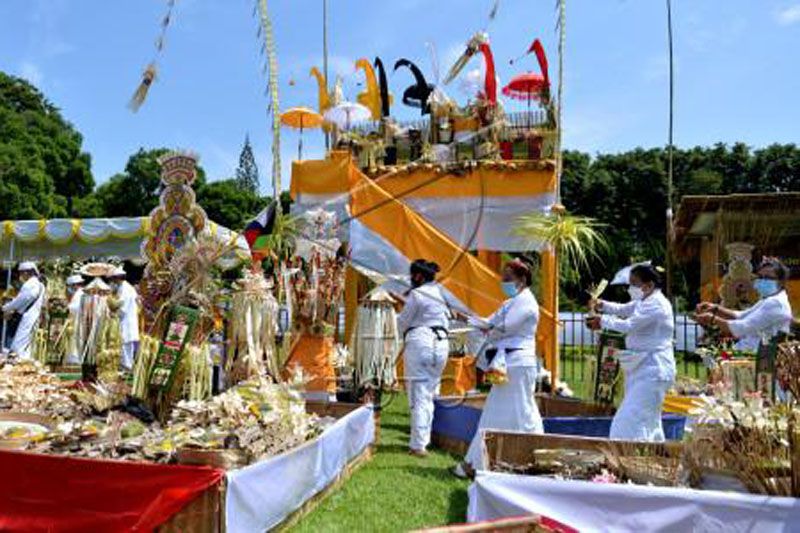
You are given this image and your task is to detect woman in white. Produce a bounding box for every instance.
[695,257,793,348]
[397,260,450,457]
[587,263,676,441]
[65,274,85,365]
[109,267,140,372]
[2,262,46,360]
[455,259,543,476]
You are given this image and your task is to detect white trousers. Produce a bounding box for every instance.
[10,312,39,360]
[610,359,672,442]
[121,341,139,371]
[465,365,543,469]
[404,329,448,451]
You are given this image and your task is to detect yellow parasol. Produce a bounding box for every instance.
[280,107,324,160]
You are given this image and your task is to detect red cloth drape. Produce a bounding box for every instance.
[0,450,224,532]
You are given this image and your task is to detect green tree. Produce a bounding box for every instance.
[196,179,264,230]
[0,72,94,218]
[94,148,207,216]
[235,135,260,194]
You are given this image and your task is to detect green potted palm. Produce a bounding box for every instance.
[514,205,608,382]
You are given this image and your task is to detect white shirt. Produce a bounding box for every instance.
[472,288,539,367]
[600,289,675,380]
[68,288,84,316]
[3,276,45,317]
[729,289,793,346]
[397,282,451,336]
[116,281,140,343]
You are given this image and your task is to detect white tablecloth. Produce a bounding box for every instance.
[226,405,375,532]
[468,471,800,532]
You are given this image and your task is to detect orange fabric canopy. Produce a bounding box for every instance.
[290,153,556,199]
[349,163,505,317]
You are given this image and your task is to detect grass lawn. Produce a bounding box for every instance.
[290,353,705,531]
[289,392,469,532]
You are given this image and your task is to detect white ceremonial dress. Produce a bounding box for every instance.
[600,289,676,442]
[465,289,544,469]
[2,276,45,360]
[66,288,84,364]
[397,282,451,452]
[117,281,140,370]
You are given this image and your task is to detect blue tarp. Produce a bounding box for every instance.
[432,398,686,444]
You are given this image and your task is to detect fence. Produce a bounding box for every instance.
[558,312,706,395]
[349,110,549,137]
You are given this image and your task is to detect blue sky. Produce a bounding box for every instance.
[2,0,799,196]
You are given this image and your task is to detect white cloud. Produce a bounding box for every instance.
[776,4,800,25]
[19,61,44,87]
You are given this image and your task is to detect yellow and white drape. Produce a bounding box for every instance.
[0,217,249,269]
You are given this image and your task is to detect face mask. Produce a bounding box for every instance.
[628,286,644,301]
[753,278,779,298]
[501,282,519,298]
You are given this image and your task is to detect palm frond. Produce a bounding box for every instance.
[514,210,608,281]
[262,211,298,262]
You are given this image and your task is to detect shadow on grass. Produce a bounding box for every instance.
[400,465,461,481]
[375,443,411,454]
[447,487,469,524]
[379,422,411,433]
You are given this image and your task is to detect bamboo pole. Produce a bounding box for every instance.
[256,0,282,204]
[1,239,15,350]
[665,0,675,299]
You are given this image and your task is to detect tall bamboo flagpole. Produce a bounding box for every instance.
[665,0,675,300]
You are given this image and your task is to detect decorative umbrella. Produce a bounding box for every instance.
[280,107,323,160]
[610,261,651,286]
[503,39,550,124]
[323,101,372,130]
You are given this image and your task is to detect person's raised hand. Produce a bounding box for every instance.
[696,302,715,314]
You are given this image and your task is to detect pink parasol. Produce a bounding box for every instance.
[501,73,547,101]
[502,39,551,125]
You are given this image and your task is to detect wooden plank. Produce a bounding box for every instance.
[158,482,225,533]
[483,431,683,471]
[413,515,544,532]
[431,432,470,455]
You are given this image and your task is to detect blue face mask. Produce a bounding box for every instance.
[753,278,780,298]
[501,282,519,298]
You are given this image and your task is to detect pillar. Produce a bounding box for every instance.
[539,250,559,385]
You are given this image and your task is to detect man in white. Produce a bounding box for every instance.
[2,262,46,360]
[65,274,85,365]
[109,267,139,371]
[397,260,451,457]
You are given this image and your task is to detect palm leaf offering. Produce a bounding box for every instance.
[587,278,608,300]
[0,360,329,464]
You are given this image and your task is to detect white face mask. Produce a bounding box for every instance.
[628,285,644,301]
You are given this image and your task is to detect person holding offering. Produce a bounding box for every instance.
[586,263,676,442]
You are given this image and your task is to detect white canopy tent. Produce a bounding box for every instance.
[0,217,250,270]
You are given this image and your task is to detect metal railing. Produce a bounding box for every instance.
[348,110,549,137]
[558,312,706,391]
